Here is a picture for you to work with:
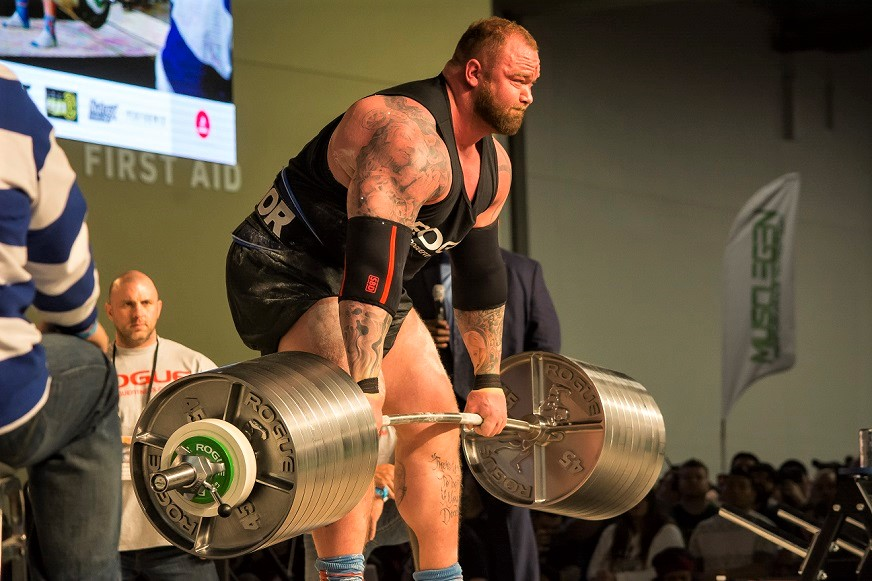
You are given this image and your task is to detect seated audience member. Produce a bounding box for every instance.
[730,452,759,473]
[718,452,759,498]
[651,547,695,581]
[0,63,121,579]
[748,462,778,514]
[587,490,684,581]
[671,459,719,544]
[806,465,838,522]
[542,516,612,581]
[532,511,567,580]
[774,459,811,510]
[655,466,681,515]
[688,467,777,580]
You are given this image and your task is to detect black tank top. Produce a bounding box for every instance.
[252,75,499,281]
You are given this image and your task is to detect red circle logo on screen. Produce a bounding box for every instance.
[196,110,211,138]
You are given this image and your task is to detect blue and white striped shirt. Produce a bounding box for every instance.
[0,64,101,435]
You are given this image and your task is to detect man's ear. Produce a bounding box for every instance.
[465,59,483,88]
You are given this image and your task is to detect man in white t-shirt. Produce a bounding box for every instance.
[106,270,219,581]
[688,467,778,580]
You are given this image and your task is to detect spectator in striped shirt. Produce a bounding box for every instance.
[0,63,122,580]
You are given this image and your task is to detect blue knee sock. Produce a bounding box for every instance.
[314,554,365,581]
[15,1,30,26]
[412,563,463,581]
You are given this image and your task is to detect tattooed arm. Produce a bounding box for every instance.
[451,138,513,436]
[455,137,512,376]
[455,305,508,436]
[331,96,451,384]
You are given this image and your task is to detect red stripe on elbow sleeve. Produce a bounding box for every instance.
[339,256,347,294]
[379,225,397,304]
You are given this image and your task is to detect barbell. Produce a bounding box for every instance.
[130,351,665,558]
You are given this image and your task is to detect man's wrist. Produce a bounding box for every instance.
[473,373,502,390]
[357,377,379,394]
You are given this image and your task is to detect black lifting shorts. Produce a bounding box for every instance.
[225,215,412,356]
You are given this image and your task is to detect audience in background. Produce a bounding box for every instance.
[806,466,838,522]
[714,452,761,498]
[671,459,719,544]
[655,466,681,516]
[528,451,858,581]
[651,547,695,581]
[774,459,811,510]
[748,462,778,514]
[730,451,760,473]
[689,467,778,580]
[587,490,684,581]
[537,513,611,581]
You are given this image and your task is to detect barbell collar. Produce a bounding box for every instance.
[201,480,234,518]
[151,463,197,493]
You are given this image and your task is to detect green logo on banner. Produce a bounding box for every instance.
[750,209,783,364]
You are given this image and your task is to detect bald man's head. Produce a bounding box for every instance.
[105,270,162,348]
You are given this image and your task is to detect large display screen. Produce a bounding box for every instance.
[1,0,235,165]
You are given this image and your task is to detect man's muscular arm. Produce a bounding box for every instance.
[453,138,514,436]
[338,96,450,385]
[455,306,507,436]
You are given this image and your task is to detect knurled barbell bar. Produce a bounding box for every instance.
[130,350,665,558]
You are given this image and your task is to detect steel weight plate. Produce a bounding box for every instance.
[463,351,665,520]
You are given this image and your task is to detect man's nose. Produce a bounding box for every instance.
[520,85,533,105]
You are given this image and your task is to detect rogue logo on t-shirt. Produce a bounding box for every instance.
[117,369,192,388]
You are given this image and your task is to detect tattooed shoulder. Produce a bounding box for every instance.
[361,109,390,131]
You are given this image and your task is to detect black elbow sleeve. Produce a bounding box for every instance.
[339,216,411,317]
[450,223,507,311]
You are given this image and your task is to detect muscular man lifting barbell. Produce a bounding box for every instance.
[223,16,540,581]
[127,16,664,581]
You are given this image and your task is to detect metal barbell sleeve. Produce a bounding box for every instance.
[382,412,603,437]
[383,412,535,434]
[151,463,198,493]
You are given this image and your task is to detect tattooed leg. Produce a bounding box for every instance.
[383,309,463,570]
[277,297,382,560]
[393,426,462,569]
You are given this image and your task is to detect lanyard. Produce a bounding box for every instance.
[113,337,160,404]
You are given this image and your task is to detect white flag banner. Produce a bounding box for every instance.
[722,173,799,419]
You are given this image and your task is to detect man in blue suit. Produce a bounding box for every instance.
[407,247,561,581]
